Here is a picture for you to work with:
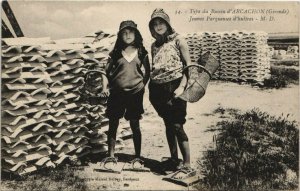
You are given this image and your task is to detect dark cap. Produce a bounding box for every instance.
[119,20,138,32]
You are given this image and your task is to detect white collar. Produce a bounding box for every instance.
[122,49,138,62]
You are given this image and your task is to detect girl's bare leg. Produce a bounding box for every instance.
[130,119,141,158]
[173,123,190,167]
[164,120,178,160]
[108,119,119,157]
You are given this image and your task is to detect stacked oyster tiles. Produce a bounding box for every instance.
[185,32,202,64]
[183,31,271,84]
[1,32,132,175]
[200,32,221,80]
[239,32,271,83]
[219,32,242,81]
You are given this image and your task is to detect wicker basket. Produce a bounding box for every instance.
[81,70,108,105]
[179,51,219,103]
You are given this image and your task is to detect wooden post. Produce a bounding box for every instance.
[2,0,24,37]
[2,19,14,38]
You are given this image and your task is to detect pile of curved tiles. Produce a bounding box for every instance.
[239,32,271,83]
[200,32,221,80]
[183,31,271,84]
[185,32,202,64]
[2,44,56,175]
[1,31,131,175]
[219,32,242,81]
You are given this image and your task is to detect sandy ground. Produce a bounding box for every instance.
[73,81,299,191]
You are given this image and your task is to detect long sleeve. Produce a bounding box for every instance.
[150,42,156,71]
[142,54,150,85]
[105,56,114,77]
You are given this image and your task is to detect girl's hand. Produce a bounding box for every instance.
[174,85,185,98]
[101,88,110,98]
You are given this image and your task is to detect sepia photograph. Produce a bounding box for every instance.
[1,1,299,190]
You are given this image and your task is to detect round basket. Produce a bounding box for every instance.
[179,52,220,103]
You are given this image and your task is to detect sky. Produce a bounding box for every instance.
[2,1,299,40]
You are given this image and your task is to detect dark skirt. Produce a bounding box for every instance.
[149,78,187,124]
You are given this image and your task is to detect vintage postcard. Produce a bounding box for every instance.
[1,1,299,190]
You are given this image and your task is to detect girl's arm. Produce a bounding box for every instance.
[101,73,109,96]
[105,56,113,75]
[151,42,155,70]
[102,57,113,95]
[174,36,192,97]
[142,54,151,85]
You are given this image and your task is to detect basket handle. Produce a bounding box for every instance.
[85,70,106,76]
[152,64,212,81]
[151,67,183,80]
[84,70,107,82]
[182,64,212,79]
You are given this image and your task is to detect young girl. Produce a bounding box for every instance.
[148,8,195,177]
[103,20,150,168]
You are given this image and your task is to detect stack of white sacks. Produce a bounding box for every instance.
[1,31,131,175]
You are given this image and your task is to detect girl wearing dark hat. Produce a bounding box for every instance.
[103,20,150,169]
[148,8,195,177]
